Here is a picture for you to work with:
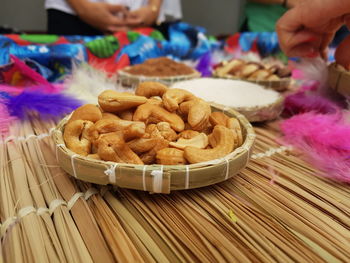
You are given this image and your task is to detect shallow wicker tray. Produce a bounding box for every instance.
[213,71,291,92]
[328,62,350,97]
[53,106,255,194]
[171,78,284,122]
[117,67,201,88]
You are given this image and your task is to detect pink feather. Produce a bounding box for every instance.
[280,112,350,182]
[0,100,16,137]
[9,55,60,93]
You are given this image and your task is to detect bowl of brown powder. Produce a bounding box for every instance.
[118,57,201,88]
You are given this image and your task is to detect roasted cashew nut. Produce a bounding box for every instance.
[133,104,184,132]
[98,90,147,112]
[101,112,120,121]
[64,120,94,156]
[184,125,235,164]
[97,133,143,164]
[179,99,211,131]
[156,148,187,165]
[127,137,160,154]
[140,138,169,164]
[87,119,145,146]
[169,133,208,150]
[209,112,229,127]
[226,117,243,147]
[135,81,169,98]
[178,130,200,139]
[162,88,195,112]
[68,104,102,123]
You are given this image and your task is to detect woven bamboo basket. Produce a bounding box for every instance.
[53,106,255,194]
[328,62,350,97]
[213,71,291,92]
[117,67,201,89]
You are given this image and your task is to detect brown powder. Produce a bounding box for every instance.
[124,57,195,77]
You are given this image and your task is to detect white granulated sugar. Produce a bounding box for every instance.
[172,78,280,108]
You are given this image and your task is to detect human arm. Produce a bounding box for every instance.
[276,0,350,57]
[126,0,163,27]
[67,0,128,32]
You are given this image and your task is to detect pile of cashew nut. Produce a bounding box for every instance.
[63,81,243,165]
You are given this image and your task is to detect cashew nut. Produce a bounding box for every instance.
[87,119,145,145]
[179,99,211,131]
[117,109,133,121]
[101,112,120,121]
[226,117,243,146]
[135,81,169,98]
[178,130,200,139]
[140,138,169,164]
[184,125,235,164]
[98,90,147,112]
[156,148,187,165]
[133,104,184,132]
[169,133,208,150]
[127,137,160,154]
[209,112,229,127]
[68,104,102,123]
[97,133,143,164]
[64,120,94,156]
[162,88,195,112]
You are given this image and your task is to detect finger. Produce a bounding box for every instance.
[287,42,320,58]
[276,7,322,54]
[335,35,350,69]
[126,17,143,26]
[107,4,127,12]
[107,26,130,32]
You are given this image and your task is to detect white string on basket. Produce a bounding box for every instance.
[0,187,99,238]
[104,163,118,184]
[224,158,230,180]
[251,145,293,160]
[142,165,148,191]
[151,165,164,193]
[56,143,65,163]
[185,165,190,189]
[70,154,79,178]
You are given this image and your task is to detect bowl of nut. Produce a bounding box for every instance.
[213,59,292,91]
[53,81,255,193]
[117,57,201,89]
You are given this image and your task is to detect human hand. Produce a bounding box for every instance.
[126,5,159,27]
[276,0,350,58]
[74,2,129,32]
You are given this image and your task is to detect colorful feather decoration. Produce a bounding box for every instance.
[63,63,117,104]
[195,52,212,77]
[6,90,82,119]
[283,89,340,116]
[0,100,16,136]
[9,55,59,93]
[280,112,350,182]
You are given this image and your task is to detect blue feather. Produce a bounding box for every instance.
[6,91,82,119]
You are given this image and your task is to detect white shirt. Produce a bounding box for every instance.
[45,0,182,23]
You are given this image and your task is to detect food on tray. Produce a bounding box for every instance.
[63,81,244,165]
[214,59,291,80]
[172,78,284,122]
[123,57,197,77]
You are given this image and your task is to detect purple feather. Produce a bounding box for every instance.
[6,91,82,119]
[283,91,340,117]
[196,52,212,77]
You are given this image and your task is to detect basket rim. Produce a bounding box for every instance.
[53,105,255,172]
[117,67,202,81]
